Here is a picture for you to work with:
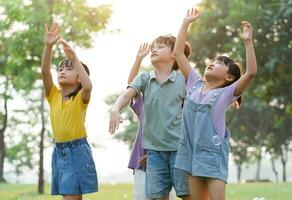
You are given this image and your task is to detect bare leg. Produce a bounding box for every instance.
[181,195,192,200]
[188,175,209,200]
[206,178,225,200]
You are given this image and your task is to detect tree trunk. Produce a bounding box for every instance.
[0,78,8,182]
[0,126,6,183]
[37,0,54,193]
[270,156,279,182]
[255,149,261,181]
[38,91,45,194]
[237,164,242,183]
[280,144,288,182]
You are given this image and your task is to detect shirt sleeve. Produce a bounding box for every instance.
[76,90,89,108]
[45,85,58,104]
[186,68,202,91]
[220,81,240,108]
[128,72,149,94]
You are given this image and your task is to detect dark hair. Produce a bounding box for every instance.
[151,34,191,70]
[215,55,242,108]
[58,58,90,99]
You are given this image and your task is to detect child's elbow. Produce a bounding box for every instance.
[124,87,136,100]
[83,82,92,92]
[249,70,257,78]
[247,66,257,78]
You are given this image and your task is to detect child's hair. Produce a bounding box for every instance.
[151,34,191,70]
[214,55,242,108]
[58,58,90,99]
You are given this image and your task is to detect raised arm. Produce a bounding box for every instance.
[174,8,199,79]
[60,40,92,104]
[41,22,61,97]
[234,21,257,96]
[127,43,150,84]
[109,87,137,134]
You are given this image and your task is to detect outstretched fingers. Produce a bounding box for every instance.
[51,22,57,32]
[186,7,200,18]
[192,8,200,17]
[109,120,118,134]
[141,42,149,51]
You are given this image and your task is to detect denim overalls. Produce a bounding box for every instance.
[175,81,230,183]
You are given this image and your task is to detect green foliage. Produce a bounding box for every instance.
[5,134,36,175]
[0,0,112,91]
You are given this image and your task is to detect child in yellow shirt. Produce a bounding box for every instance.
[41,22,97,199]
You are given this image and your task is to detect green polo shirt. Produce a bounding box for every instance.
[129,70,186,151]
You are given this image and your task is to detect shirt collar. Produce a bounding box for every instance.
[149,70,176,82]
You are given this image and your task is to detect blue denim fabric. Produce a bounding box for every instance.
[145,150,190,198]
[175,81,230,183]
[51,138,98,195]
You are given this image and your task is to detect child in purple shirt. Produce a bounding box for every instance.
[174,8,257,200]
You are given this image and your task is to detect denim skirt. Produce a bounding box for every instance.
[51,137,98,195]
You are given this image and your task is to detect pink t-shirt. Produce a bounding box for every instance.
[186,69,239,138]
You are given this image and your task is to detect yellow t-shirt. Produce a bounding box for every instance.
[46,85,88,142]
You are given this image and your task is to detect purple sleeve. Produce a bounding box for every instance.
[130,95,143,117]
[128,95,145,171]
[186,68,201,91]
[219,81,240,108]
[211,81,240,138]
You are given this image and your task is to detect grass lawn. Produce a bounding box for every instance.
[0,182,291,200]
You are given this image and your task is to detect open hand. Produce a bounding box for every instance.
[136,43,150,60]
[109,109,123,134]
[44,22,61,46]
[60,39,77,60]
[184,7,200,24]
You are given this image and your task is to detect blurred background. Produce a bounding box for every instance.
[0,0,291,199]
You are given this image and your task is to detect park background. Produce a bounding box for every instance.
[0,0,291,199]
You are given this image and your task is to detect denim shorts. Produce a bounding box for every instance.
[51,138,98,195]
[145,150,190,198]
